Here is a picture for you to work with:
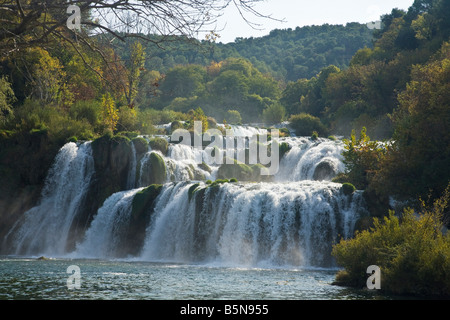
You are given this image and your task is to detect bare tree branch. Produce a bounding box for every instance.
[0,0,279,56]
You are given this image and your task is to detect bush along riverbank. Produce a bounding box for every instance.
[332,153,450,297]
[332,126,450,298]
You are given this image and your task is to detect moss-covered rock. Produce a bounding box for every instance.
[198,162,212,173]
[209,179,229,188]
[132,137,149,155]
[150,152,167,184]
[128,184,163,255]
[279,141,291,159]
[188,183,201,201]
[341,182,356,196]
[149,137,169,155]
[140,152,167,185]
[217,158,254,181]
[170,120,184,133]
[131,184,163,221]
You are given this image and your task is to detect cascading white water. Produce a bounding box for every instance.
[275,137,345,182]
[73,188,144,259]
[217,124,267,137]
[4,125,366,268]
[126,142,137,190]
[166,143,218,182]
[139,181,364,267]
[5,142,95,256]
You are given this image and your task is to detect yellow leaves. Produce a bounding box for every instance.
[102,93,119,132]
[411,13,432,40]
[25,47,66,104]
[207,61,223,78]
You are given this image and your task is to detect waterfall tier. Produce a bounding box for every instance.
[3,126,367,268]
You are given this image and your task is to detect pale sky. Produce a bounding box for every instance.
[203,0,415,43]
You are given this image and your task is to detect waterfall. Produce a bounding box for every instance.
[4,128,368,268]
[138,181,364,267]
[126,142,137,189]
[166,143,218,182]
[5,142,95,256]
[275,137,345,182]
[73,188,144,259]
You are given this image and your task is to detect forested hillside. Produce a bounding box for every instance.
[0,0,449,215]
[112,23,374,81]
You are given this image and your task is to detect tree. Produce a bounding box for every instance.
[373,41,450,201]
[340,127,386,190]
[102,92,119,132]
[0,76,16,122]
[262,102,286,124]
[280,79,310,116]
[288,113,327,137]
[226,110,242,124]
[332,187,450,296]
[159,65,206,103]
[124,41,146,107]
[0,1,271,56]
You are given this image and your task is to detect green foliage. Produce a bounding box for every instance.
[288,113,327,137]
[332,187,450,296]
[278,142,291,159]
[341,127,386,190]
[225,110,242,124]
[262,102,286,124]
[0,77,16,123]
[280,79,310,115]
[372,41,450,201]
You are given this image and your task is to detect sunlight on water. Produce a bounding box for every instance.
[0,257,384,300]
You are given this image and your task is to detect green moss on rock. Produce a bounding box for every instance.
[132,137,149,155]
[341,183,356,195]
[188,183,200,201]
[131,184,163,221]
[148,152,167,185]
[149,137,169,155]
[217,158,253,181]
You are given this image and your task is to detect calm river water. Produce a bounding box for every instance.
[0,257,387,300]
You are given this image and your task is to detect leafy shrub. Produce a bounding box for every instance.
[289,113,327,136]
[262,102,286,124]
[226,110,242,124]
[332,187,450,297]
[342,127,386,190]
[278,141,291,159]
